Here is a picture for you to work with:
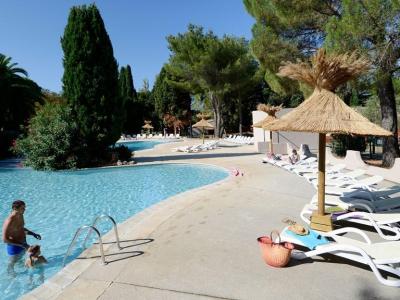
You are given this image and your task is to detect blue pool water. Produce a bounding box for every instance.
[117,140,175,152]
[0,164,228,299]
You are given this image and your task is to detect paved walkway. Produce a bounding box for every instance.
[23,139,399,299]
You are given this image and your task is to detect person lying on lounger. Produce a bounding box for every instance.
[289,149,300,164]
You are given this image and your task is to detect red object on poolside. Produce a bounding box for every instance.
[257,231,294,268]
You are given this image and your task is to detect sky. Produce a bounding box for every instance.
[0,0,254,93]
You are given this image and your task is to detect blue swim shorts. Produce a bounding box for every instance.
[6,244,25,256]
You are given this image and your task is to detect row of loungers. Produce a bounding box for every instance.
[262,153,400,287]
[120,133,180,140]
[223,135,254,145]
[172,141,219,153]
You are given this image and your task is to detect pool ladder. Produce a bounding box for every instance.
[62,214,122,266]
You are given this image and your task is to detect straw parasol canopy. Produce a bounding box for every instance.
[263,49,392,229]
[142,121,154,134]
[193,118,213,144]
[253,104,283,153]
[142,123,154,129]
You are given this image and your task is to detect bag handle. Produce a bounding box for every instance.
[269,230,281,244]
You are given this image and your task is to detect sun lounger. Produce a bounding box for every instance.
[300,203,400,240]
[310,193,400,212]
[304,168,366,182]
[313,175,383,190]
[282,157,318,171]
[294,163,345,176]
[280,226,400,287]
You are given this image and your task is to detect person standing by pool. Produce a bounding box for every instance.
[2,200,41,275]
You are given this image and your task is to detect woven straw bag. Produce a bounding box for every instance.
[257,230,294,268]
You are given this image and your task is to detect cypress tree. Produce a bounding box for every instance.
[61,4,122,164]
[125,65,137,100]
[119,66,127,100]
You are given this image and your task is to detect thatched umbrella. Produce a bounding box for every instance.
[142,121,154,134]
[253,104,282,154]
[193,118,213,144]
[263,49,392,231]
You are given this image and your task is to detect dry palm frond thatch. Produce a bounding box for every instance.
[264,49,391,137]
[277,49,370,92]
[266,89,390,136]
[193,118,213,129]
[253,104,283,128]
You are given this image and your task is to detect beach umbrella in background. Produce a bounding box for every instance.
[142,120,154,134]
[193,118,213,144]
[263,49,392,231]
[253,103,282,154]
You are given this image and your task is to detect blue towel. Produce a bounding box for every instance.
[284,228,330,250]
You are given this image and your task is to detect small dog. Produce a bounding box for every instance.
[25,245,47,268]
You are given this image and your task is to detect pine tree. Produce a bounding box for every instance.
[61,4,122,164]
[153,66,191,121]
[244,0,400,167]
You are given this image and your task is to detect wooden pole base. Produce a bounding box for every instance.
[310,211,333,232]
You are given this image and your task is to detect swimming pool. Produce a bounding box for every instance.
[116,139,176,152]
[0,164,228,300]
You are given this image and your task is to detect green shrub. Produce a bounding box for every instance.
[14,103,79,170]
[331,134,366,157]
[113,145,132,161]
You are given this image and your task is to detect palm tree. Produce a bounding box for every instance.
[0,54,42,131]
[0,54,42,158]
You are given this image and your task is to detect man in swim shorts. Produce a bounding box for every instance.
[2,200,41,275]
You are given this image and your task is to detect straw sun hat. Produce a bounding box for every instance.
[288,224,309,236]
[283,218,309,236]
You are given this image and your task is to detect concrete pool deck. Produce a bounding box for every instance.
[22,139,399,300]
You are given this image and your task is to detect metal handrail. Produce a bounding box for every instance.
[63,225,106,266]
[82,214,122,250]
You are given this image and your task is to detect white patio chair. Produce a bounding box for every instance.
[279,227,400,287]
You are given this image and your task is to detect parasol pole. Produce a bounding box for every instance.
[269,131,273,153]
[202,127,205,144]
[317,133,326,216]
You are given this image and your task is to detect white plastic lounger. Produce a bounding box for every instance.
[300,203,400,241]
[280,227,400,287]
[282,157,318,171]
[304,168,366,183]
[310,193,400,212]
[313,175,383,190]
[294,163,345,176]
[185,144,203,153]
[171,145,191,152]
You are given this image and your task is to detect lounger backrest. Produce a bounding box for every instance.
[329,164,346,172]
[345,169,365,178]
[299,144,313,157]
[353,175,384,188]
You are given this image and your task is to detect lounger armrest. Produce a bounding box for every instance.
[325,227,372,244]
[347,201,375,213]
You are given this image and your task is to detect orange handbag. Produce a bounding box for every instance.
[257,230,294,267]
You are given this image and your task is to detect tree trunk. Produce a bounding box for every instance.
[238,97,243,136]
[210,91,224,138]
[376,71,400,167]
